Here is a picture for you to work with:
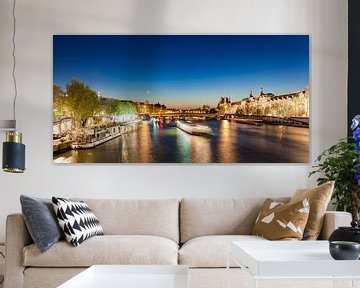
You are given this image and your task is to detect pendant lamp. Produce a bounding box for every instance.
[1,0,26,173]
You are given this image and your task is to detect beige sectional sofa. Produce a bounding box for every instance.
[4,198,352,288]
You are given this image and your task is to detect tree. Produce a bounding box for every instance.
[65,79,99,126]
[53,85,67,116]
[110,100,137,116]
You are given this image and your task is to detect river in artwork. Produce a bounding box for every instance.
[53,120,309,163]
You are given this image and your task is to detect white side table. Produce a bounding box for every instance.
[228,240,360,288]
[58,265,189,288]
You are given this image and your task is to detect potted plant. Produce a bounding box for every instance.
[309,115,360,222]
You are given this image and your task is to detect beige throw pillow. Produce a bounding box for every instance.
[252,198,310,240]
[289,181,334,240]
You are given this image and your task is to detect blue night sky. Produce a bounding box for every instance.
[53,35,309,109]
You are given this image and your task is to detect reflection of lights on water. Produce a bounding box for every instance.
[218,120,234,163]
[277,125,285,139]
[138,121,152,162]
[53,156,73,164]
[121,137,128,162]
[54,150,78,163]
[152,121,158,131]
[222,120,230,128]
[190,136,211,162]
[176,129,191,161]
[176,128,211,162]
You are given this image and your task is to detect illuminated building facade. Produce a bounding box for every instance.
[218,89,309,118]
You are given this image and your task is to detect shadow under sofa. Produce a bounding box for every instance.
[4,198,352,288]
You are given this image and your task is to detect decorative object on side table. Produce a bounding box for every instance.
[329,220,360,244]
[329,241,360,260]
[309,114,360,222]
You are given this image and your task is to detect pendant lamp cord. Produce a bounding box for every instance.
[12,0,17,130]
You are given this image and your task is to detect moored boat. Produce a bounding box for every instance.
[176,120,213,136]
[71,120,141,149]
[71,125,122,149]
[232,118,263,126]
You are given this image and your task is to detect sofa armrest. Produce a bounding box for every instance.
[318,211,352,240]
[4,213,33,288]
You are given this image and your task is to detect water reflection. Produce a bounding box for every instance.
[218,120,235,163]
[54,120,309,163]
[138,122,152,163]
[176,129,211,163]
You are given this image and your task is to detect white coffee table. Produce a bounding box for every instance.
[58,265,189,288]
[228,241,360,288]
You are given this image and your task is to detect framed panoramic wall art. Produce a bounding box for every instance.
[53,35,309,164]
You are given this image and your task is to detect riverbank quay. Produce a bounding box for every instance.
[225,115,309,128]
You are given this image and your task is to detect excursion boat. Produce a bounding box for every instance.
[176,120,213,136]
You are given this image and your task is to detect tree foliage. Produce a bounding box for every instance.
[110,100,137,116]
[53,85,65,97]
[65,79,99,125]
[53,85,67,116]
[309,139,360,215]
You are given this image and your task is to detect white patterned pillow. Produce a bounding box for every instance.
[52,197,104,246]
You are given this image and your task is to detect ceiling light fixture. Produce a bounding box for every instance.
[1,0,25,173]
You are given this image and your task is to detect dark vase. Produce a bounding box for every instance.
[329,241,360,260]
[328,221,360,244]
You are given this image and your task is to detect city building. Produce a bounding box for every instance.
[218,88,310,118]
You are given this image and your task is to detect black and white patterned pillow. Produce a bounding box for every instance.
[52,197,104,247]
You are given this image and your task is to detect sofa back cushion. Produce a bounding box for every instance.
[72,198,179,243]
[180,198,289,243]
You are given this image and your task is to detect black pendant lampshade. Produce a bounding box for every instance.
[2,131,25,173]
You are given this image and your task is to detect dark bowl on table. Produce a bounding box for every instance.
[329,241,360,260]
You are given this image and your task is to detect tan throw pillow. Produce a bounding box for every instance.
[289,181,334,240]
[252,198,310,240]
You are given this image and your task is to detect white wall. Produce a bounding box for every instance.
[0,0,348,242]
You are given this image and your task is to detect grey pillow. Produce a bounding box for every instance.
[20,195,64,253]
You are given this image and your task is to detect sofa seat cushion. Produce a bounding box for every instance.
[23,235,179,267]
[179,235,267,268]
